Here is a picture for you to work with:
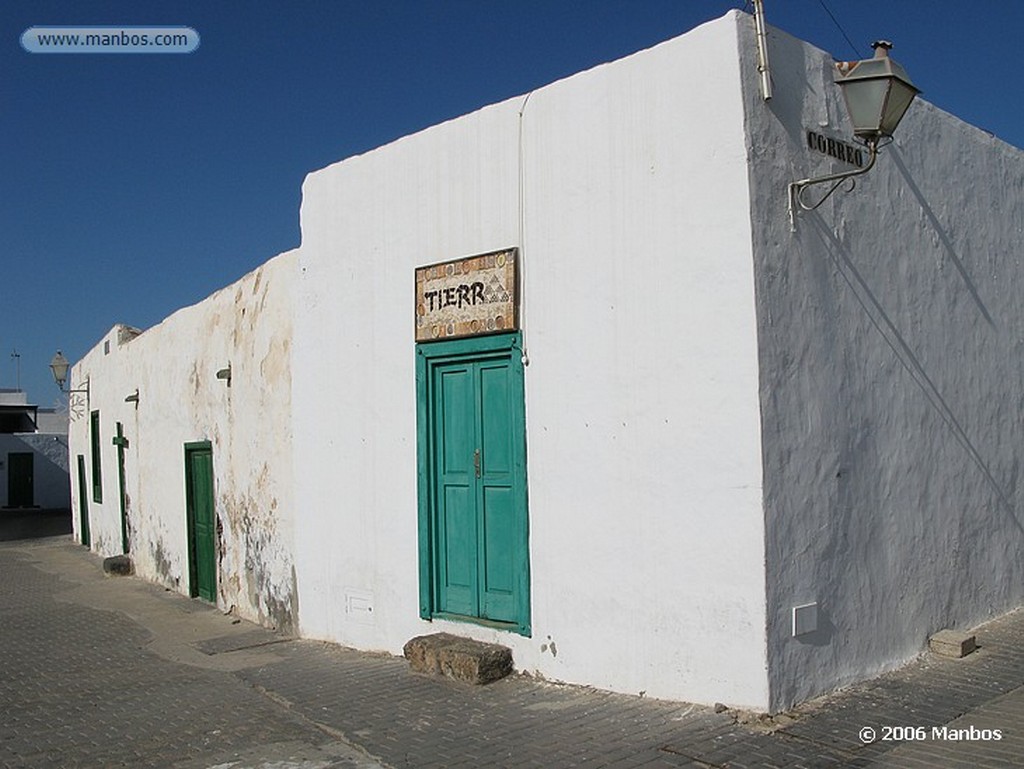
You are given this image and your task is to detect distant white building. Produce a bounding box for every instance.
[66,11,1024,712]
[1,389,70,510]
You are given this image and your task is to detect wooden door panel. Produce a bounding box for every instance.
[186,445,216,603]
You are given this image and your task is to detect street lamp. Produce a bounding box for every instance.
[836,41,920,145]
[50,350,89,395]
[789,41,920,221]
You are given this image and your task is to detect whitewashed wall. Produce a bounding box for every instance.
[0,392,69,509]
[68,251,299,631]
[0,433,70,509]
[60,9,1024,713]
[68,325,133,556]
[740,24,1024,710]
[293,11,769,708]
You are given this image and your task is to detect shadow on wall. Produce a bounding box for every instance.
[10,434,70,473]
[806,214,1022,537]
[888,148,995,328]
[2,434,72,510]
[795,608,835,647]
[763,31,838,155]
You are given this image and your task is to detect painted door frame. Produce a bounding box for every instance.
[76,454,91,547]
[415,331,531,636]
[184,441,217,602]
[90,410,102,503]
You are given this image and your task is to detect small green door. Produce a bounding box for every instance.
[8,452,34,507]
[417,333,529,634]
[185,443,216,602]
[76,455,91,547]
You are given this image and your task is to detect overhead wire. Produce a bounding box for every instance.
[815,0,864,58]
[747,1,862,58]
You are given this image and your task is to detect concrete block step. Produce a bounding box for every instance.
[929,628,977,658]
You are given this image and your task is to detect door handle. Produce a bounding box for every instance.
[473,449,481,478]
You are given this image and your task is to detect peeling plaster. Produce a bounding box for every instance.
[66,249,298,643]
[218,469,298,633]
[151,538,173,585]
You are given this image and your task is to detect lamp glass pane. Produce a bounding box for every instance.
[841,79,888,134]
[50,353,69,383]
[879,81,917,136]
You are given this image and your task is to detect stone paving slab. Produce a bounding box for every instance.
[757,608,1024,768]
[170,739,385,769]
[4,532,1024,768]
[193,627,291,655]
[865,683,1024,768]
[0,539,385,769]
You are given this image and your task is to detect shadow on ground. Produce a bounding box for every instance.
[0,508,72,541]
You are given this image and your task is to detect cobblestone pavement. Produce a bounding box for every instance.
[3,524,1024,768]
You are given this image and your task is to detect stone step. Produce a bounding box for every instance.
[102,555,134,576]
[403,632,513,685]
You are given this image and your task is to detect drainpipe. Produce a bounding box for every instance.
[753,0,773,101]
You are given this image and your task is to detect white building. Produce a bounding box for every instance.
[1,388,70,511]
[67,11,1024,712]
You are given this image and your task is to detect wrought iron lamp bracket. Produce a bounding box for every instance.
[788,140,879,229]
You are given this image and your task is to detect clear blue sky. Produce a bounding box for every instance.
[3,1,1022,407]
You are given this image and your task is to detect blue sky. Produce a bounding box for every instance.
[3,1,1022,407]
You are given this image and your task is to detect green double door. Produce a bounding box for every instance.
[417,334,530,634]
[185,443,216,602]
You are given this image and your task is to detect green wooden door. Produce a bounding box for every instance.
[7,453,33,507]
[185,443,216,602]
[417,333,529,634]
[76,455,90,547]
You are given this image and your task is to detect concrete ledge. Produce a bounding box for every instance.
[929,629,977,658]
[403,633,513,685]
[102,555,134,576]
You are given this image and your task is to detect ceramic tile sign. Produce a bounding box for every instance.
[415,248,518,341]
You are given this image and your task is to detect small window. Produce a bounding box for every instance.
[90,410,103,503]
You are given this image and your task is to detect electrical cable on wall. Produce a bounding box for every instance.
[517,91,533,367]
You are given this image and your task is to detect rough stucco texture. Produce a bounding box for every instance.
[741,24,1024,710]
